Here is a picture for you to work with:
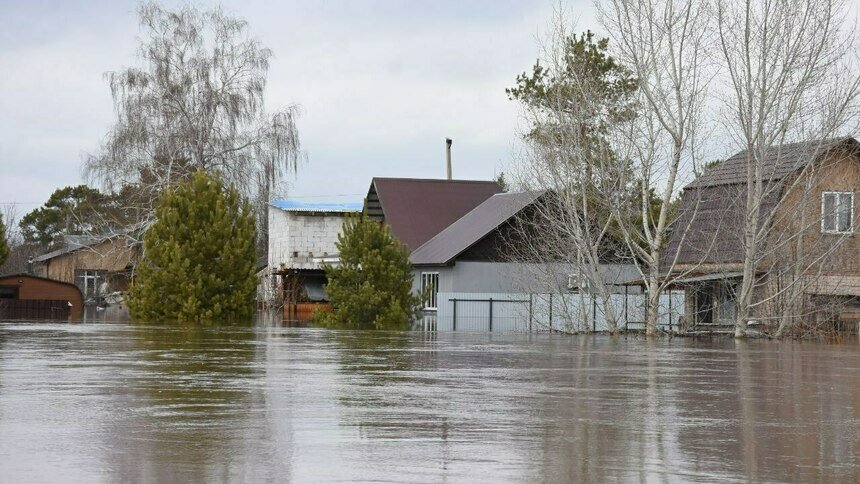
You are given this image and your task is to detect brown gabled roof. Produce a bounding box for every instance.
[665,137,860,267]
[366,178,503,250]
[687,137,858,189]
[410,190,544,266]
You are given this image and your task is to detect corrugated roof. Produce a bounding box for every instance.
[410,191,544,266]
[271,200,363,213]
[368,178,503,250]
[687,137,857,188]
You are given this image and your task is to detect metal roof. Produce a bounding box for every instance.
[410,190,544,266]
[271,200,363,213]
[672,271,744,284]
[367,177,503,251]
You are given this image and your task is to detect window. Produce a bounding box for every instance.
[715,282,736,322]
[421,272,439,310]
[822,192,854,234]
[74,269,107,300]
[0,286,18,299]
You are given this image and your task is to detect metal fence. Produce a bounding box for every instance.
[420,290,685,333]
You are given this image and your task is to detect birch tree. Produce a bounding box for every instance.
[598,0,713,335]
[715,0,860,337]
[86,2,301,241]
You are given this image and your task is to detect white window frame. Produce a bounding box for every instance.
[421,272,439,311]
[821,191,854,234]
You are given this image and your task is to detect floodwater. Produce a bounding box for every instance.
[1,321,859,483]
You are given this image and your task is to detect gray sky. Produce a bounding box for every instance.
[1,0,597,210]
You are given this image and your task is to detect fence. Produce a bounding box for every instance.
[420,290,685,333]
[0,299,71,320]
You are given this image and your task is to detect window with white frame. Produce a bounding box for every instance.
[421,272,439,310]
[822,191,854,234]
[74,269,106,299]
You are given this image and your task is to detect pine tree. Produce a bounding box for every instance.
[0,214,8,269]
[317,215,422,330]
[128,171,257,323]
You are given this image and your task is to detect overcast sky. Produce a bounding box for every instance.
[0,0,601,211]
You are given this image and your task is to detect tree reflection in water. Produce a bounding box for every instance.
[105,321,265,482]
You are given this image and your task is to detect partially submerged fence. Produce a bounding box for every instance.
[420,291,685,333]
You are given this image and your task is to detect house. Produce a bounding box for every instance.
[664,137,860,330]
[265,199,363,319]
[409,190,642,331]
[0,274,84,321]
[32,233,140,303]
[364,177,503,250]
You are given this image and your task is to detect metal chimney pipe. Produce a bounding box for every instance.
[445,138,453,180]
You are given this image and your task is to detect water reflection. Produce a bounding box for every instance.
[0,324,858,482]
[103,323,263,482]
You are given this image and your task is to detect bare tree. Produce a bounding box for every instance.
[715,0,860,337]
[598,0,713,336]
[508,11,637,333]
[86,2,302,239]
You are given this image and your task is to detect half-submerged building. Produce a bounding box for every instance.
[665,137,860,332]
[265,199,363,319]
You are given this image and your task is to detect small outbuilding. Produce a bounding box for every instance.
[0,274,84,321]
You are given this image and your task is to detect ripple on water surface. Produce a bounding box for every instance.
[1,322,859,482]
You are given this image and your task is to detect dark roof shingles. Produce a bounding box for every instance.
[666,137,859,266]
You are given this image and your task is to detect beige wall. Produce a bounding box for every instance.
[39,238,138,289]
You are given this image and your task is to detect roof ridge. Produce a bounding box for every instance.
[372,177,498,184]
[410,190,543,265]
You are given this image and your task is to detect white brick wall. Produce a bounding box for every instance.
[268,208,349,271]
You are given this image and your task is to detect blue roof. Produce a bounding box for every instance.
[270,199,363,213]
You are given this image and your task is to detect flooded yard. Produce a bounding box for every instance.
[0,321,858,482]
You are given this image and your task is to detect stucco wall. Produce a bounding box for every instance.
[412,262,642,295]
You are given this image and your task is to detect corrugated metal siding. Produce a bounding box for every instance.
[426,291,684,333]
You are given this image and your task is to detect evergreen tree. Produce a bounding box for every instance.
[317,215,422,330]
[0,214,8,269]
[129,171,257,323]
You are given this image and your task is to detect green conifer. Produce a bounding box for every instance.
[129,171,257,322]
[317,215,422,330]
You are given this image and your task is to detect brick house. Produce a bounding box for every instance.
[665,137,860,330]
[264,200,362,318]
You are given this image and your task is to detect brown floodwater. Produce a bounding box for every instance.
[0,320,858,482]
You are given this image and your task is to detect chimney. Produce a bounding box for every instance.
[445,138,453,180]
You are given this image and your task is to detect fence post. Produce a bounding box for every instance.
[488,297,494,332]
[452,298,457,331]
[669,292,673,333]
[548,293,553,332]
[528,294,533,333]
[592,295,597,332]
[624,285,629,331]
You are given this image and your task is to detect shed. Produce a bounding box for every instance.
[0,274,85,321]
